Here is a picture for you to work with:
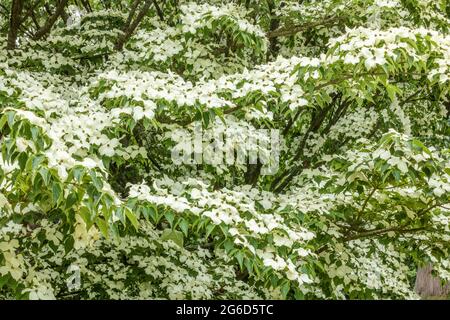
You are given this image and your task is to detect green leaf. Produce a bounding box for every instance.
[89,170,103,190]
[0,114,7,130]
[72,166,85,183]
[160,229,184,248]
[7,111,15,128]
[235,251,244,270]
[178,218,189,237]
[281,280,290,298]
[412,139,431,155]
[31,155,44,170]
[125,207,139,230]
[18,152,28,171]
[52,182,62,205]
[223,239,234,252]
[206,223,216,238]
[96,218,109,238]
[65,191,79,209]
[144,205,160,224]
[386,84,397,101]
[164,211,175,228]
[64,236,74,254]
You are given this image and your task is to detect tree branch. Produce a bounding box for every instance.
[317,226,430,254]
[18,0,42,25]
[30,9,41,29]
[115,0,153,51]
[267,16,343,39]
[80,0,92,13]
[343,226,429,242]
[32,0,69,40]
[354,185,378,223]
[152,0,164,21]
[123,0,141,30]
[0,3,8,14]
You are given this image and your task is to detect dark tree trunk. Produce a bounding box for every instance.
[80,0,92,13]
[7,0,23,50]
[415,264,450,298]
[266,0,280,61]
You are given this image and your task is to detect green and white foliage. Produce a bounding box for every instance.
[0,0,449,299]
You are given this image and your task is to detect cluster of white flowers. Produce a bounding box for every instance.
[180,2,266,39]
[325,239,419,299]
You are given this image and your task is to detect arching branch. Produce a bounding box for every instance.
[266,16,343,39]
[79,0,92,13]
[115,0,153,51]
[152,0,164,22]
[19,0,42,25]
[32,0,69,40]
[123,0,141,30]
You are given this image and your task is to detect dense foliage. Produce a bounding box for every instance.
[0,0,449,299]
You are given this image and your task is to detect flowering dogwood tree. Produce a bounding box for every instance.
[0,0,449,299]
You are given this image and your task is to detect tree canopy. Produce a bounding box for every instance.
[0,0,449,299]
